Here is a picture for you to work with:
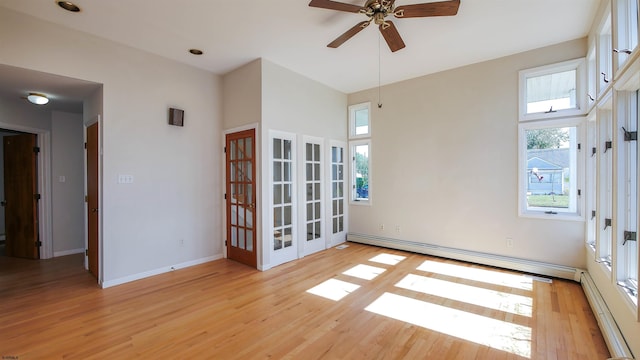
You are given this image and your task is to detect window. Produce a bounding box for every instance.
[349,102,372,204]
[519,118,582,218]
[519,59,586,121]
[349,102,371,138]
[614,90,638,304]
[597,99,613,267]
[614,0,638,71]
[586,115,598,251]
[598,14,613,96]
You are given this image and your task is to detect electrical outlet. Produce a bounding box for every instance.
[179,239,184,247]
[395,225,401,233]
[379,224,385,230]
[506,238,513,248]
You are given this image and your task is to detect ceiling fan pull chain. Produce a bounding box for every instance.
[378,32,383,108]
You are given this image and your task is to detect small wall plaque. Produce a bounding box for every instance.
[168,108,184,127]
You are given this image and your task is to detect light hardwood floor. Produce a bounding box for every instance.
[0,243,609,359]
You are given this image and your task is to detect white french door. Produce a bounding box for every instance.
[270,131,297,267]
[328,141,347,246]
[302,136,325,256]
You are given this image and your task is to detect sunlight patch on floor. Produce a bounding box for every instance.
[368,253,406,266]
[366,292,532,358]
[342,264,386,280]
[395,273,533,317]
[306,278,360,301]
[416,260,534,291]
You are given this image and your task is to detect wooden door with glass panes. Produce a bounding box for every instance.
[226,129,257,268]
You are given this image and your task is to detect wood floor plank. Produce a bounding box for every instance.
[0,243,609,359]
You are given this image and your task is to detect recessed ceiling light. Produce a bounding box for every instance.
[189,49,203,55]
[27,93,50,105]
[57,1,81,12]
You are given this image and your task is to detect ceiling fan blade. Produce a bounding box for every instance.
[394,0,460,18]
[379,21,406,52]
[309,0,365,13]
[328,21,371,48]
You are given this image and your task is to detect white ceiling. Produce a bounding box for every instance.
[0,0,600,98]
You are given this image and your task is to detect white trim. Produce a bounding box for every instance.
[0,121,53,259]
[101,254,223,288]
[54,248,84,257]
[519,58,587,122]
[580,272,635,359]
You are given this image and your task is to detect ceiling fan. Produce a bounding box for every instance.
[309,0,460,52]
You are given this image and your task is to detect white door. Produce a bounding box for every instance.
[302,136,325,255]
[328,141,347,246]
[270,131,297,266]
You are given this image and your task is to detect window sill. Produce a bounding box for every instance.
[518,211,584,222]
[350,199,371,206]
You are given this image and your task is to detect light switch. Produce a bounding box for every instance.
[58,176,66,183]
[118,175,134,184]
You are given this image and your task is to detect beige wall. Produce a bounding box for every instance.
[0,9,223,285]
[348,38,588,268]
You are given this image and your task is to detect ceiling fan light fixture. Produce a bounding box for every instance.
[27,93,50,105]
[57,1,81,12]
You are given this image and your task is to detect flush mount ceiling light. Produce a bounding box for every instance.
[27,93,50,105]
[57,1,81,12]
[189,49,203,55]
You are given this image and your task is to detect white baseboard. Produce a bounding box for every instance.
[53,248,84,257]
[101,254,223,289]
[347,233,583,281]
[580,272,634,359]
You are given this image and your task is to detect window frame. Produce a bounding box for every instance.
[518,116,585,220]
[518,58,587,122]
[350,139,371,206]
[349,102,371,139]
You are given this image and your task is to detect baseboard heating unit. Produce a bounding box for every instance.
[347,233,582,281]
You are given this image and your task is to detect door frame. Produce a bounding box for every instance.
[84,115,103,284]
[222,123,261,268]
[0,121,53,259]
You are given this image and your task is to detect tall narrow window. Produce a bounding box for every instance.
[615,90,638,303]
[597,102,613,267]
[349,102,372,205]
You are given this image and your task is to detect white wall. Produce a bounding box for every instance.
[348,38,588,269]
[51,111,84,255]
[0,9,223,285]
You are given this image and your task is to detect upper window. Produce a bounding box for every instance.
[349,102,371,138]
[519,59,586,121]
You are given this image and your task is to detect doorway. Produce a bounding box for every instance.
[225,128,257,268]
[1,131,39,259]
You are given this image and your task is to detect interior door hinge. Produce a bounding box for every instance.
[34,194,41,201]
[225,240,228,246]
[35,241,42,247]
[33,146,40,153]
[622,127,637,142]
[224,193,227,200]
[84,142,87,149]
[623,231,637,245]
[224,147,226,153]
[84,195,88,203]
[85,249,89,256]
